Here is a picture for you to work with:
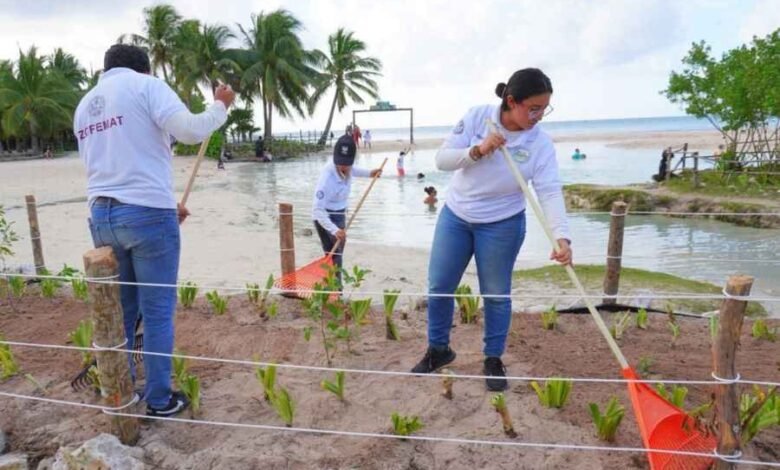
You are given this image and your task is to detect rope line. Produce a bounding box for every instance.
[1,390,777,467]
[1,272,778,302]
[3,339,778,388]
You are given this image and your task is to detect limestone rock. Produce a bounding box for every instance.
[51,434,144,470]
[0,453,28,470]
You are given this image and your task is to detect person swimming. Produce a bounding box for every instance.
[572,148,586,160]
[424,186,438,206]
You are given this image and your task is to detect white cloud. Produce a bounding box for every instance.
[739,0,780,42]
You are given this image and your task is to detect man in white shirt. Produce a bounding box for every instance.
[75,44,235,417]
[312,134,381,284]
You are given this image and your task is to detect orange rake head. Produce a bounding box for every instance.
[274,255,335,299]
[622,367,716,470]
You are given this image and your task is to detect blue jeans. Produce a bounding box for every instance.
[427,205,526,357]
[314,209,346,283]
[89,199,180,408]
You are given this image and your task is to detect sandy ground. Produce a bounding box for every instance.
[1,292,778,469]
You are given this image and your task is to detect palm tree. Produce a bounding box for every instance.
[120,4,181,82]
[0,47,77,151]
[46,48,87,90]
[309,29,382,145]
[237,10,317,141]
[174,21,235,95]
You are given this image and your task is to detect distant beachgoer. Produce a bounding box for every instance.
[424,186,438,206]
[713,144,725,158]
[364,129,372,149]
[572,148,586,160]
[255,135,265,159]
[409,68,571,392]
[417,172,425,179]
[43,145,53,159]
[352,125,362,146]
[397,147,409,176]
[329,131,335,145]
[654,146,674,181]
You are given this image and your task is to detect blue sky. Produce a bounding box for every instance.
[0,0,778,132]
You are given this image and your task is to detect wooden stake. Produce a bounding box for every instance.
[25,195,45,275]
[713,275,753,470]
[83,247,139,445]
[602,201,627,305]
[693,153,700,189]
[279,203,296,277]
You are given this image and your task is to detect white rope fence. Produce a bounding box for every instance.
[2,271,779,302]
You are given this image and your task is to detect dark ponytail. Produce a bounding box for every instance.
[495,68,552,111]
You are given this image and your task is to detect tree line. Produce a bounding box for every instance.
[0,4,382,153]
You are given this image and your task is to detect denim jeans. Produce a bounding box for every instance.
[314,209,346,282]
[427,205,526,357]
[89,199,180,408]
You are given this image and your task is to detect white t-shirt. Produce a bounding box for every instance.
[74,67,222,209]
[312,162,371,234]
[437,104,570,240]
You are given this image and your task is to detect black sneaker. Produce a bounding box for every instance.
[146,391,189,417]
[484,357,508,391]
[411,346,456,374]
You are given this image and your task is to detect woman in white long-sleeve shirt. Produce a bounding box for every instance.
[410,68,573,391]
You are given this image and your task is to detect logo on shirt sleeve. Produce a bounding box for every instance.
[453,120,465,135]
[316,190,325,200]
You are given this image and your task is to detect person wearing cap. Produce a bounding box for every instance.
[312,134,382,282]
[74,44,235,417]
[410,68,572,391]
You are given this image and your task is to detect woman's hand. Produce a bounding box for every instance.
[177,203,190,225]
[477,132,507,158]
[550,239,572,265]
[370,168,382,178]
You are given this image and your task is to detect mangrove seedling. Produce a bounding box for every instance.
[635,308,648,330]
[8,276,26,298]
[530,378,572,409]
[541,305,558,331]
[246,282,260,304]
[391,412,423,437]
[258,274,275,315]
[637,356,653,376]
[740,385,779,443]
[491,393,518,438]
[206,290,228,315]
[180,374,201,415]
[0,205,19,268]
[0,337,19,379]
[255,363,277,402]
[668,321,681,347]
[441,368,455,400]
[709,315,719,341]
[654,383,688,408]
[24,373,46,393]
[178,281,198,309]
[350,298,372,326]
[39,268,60,298]
[383,289,401,340]
[751,319,777,342]
[69,319,94,367]
[589,397,625,442]
[321,370,346,402]
[267,301,279,319]
[455,284,480,324]
[610,312,631,340]
[172,350,189,386]
[58,265,88,301]
[271,387,295,427]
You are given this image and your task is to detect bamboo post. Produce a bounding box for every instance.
[278,203,295,277]
[712,275,753,470]
[83,247,139,445]
[25,195,46,275]
[602,201,627,305]
[693,153,700,189]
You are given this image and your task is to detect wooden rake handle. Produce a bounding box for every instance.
[486,119,629,369]
[328,157,389,257]
[180,135,213,207]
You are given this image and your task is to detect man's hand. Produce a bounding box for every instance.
[370,168,382,178]
[550,238,572,265]
[215,84,236,109]
[177,203,190,225]
[334,229,347,242]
